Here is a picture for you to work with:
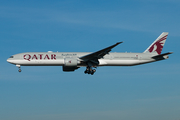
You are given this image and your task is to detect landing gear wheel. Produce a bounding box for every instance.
[84,68,90,74]
[18,69,22,72]
[84,70,88,74]
[91,72,94,75]
[91,69,96,75]
[84,64,97,75]
[88,69,92,74]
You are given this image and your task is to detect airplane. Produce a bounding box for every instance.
[7,32,172,75]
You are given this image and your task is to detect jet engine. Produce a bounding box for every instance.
[64,58,78,66]
[63,58,79,72]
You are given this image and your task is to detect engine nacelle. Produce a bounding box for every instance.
[63,58,79,72]
[64,58,78,67]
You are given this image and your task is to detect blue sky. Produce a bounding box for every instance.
[0,0,180,120]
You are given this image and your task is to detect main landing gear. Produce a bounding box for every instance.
[84,66,96,75]
[16,65,22,72]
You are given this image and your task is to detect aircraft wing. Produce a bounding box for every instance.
[79,42,123,61]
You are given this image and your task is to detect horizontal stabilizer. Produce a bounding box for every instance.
[152,52,173,59]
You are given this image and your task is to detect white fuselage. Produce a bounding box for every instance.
[7,52,166,67]
[6,33,172,74]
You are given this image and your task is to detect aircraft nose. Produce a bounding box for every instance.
[7,56,14,63]
[7,58,11,63]
[7,58,14,64]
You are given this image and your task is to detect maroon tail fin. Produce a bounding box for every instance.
[144,32,168,55]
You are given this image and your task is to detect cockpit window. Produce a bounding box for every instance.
[9,56,14,58]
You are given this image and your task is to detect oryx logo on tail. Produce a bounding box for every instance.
[144,32,168,55]
[148,35,168,54]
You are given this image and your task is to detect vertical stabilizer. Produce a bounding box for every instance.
[144,32,168,55]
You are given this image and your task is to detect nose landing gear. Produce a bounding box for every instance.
[16,65,22,72]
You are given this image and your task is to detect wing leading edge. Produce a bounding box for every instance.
[79,42,123,61]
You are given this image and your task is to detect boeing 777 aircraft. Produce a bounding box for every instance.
[7,32,172,75]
